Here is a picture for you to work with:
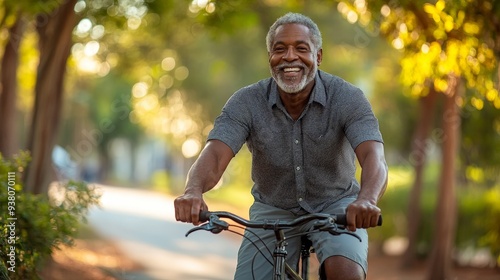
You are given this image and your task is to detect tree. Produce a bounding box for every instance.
[405,87,439,267]
[0,16,25,158]
[337,0,500,279]
[0,1,33,157]
[24,0,78,194]
[0,0,75,193]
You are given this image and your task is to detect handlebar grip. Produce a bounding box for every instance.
[335,214,347,226]
[199,210,212,222]
[335,214,383,226]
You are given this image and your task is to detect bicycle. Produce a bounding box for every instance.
[185,210,382,280]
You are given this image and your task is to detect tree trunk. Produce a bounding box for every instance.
[402,87,439,268]
[427,75,461,280]
[0,16,25,158]
[24,0,78,194]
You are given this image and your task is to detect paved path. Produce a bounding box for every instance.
[87,185,241,280]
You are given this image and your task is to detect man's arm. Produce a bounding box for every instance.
[174,140,234,224]
[346,140,388,231]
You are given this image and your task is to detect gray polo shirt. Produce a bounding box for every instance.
[207,70,383,214]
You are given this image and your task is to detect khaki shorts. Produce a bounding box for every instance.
[234,197,368,280]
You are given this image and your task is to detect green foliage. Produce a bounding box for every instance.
[461,100,500,184]
[477,186,500,264]
[454,185,500,265]
[0,152,101,279]
[1,0,63,28]
[339,0,500,107]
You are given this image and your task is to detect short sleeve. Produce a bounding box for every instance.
[341,88,383,150]
[207,90,252,155]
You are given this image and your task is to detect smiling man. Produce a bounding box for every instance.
[174,13,388,280]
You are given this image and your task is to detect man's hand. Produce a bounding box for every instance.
[174,190,208,225]
[345,198,381,232]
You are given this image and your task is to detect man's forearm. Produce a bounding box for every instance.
[358,154,388,204]
[185,156,223,194]
[184,140,234,195]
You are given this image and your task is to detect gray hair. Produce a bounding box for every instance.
[266,12,323,53]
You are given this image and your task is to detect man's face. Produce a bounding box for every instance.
[269,23,322,94]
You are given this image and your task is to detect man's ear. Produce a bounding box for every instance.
[317,48,323,66]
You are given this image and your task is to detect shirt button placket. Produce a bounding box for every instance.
[292,121,306,208]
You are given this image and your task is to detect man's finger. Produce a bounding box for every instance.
[346,211,357,232]
[191,203,201,225]
[370,214,379,227]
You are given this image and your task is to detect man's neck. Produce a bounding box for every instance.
[278,80,315,120]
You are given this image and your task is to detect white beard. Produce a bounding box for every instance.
[271,61,317,94]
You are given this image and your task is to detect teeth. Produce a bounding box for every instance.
[284,67,301,72]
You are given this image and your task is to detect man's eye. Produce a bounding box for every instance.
[297,47,309,52]
[274,47,285,52]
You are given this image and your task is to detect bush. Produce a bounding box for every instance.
[0,152,101,279]
[453,185,500,266]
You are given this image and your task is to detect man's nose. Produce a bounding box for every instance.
[283,46,298,61]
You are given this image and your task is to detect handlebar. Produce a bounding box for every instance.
[199,210,382,228]
[187,210,382,242]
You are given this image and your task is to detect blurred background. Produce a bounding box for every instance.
[0,0,499,280]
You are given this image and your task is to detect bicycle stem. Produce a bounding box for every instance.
[273,229,303,280]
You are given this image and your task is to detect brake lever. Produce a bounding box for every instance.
[313,217,336,231]
[313,218,362,242]
[185,216,229,237]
